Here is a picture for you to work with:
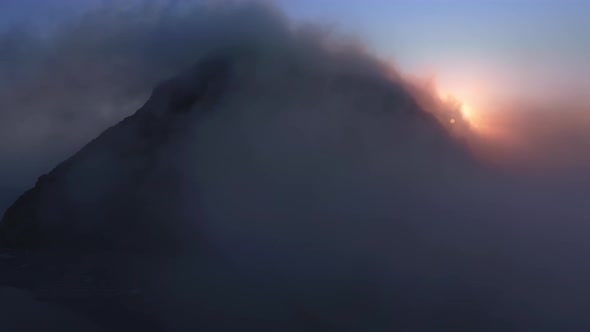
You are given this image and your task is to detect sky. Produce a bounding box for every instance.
[279,0,590,103]
[1,0,588,102]
[0,0,589,214]
[2,0,589,82]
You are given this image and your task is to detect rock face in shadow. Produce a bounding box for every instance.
[0,44,482,332]
[0,55,233,251]
[0,48,467,252]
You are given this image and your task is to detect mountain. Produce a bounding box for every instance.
[0,55,232,251]
[0,46,470,252]
[0,43,482,331]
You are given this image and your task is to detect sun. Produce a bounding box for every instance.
[437,89,480,129]
[461,103,473,121]
[460,102,485,131]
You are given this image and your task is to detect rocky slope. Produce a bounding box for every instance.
[0,46,470,252]
[0,41,488,331]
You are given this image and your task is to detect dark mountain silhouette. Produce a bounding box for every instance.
[0,49,471,253]
[0,55,234,251]
[0,43,484,330]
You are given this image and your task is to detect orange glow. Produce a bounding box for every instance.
[459,103,485,132]
[403,64,590,172]
[435,87,484,131]
[438,90,450,102]
[403,69,506,146]
[461,104,472,120]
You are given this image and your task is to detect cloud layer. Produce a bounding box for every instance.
[1,1,590,331]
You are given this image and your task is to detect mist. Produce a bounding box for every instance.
[1,1,590,331]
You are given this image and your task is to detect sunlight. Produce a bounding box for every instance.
[461,103,472,120]
[435,86,483,131]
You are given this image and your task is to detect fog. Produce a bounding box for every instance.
[1,1,590,331]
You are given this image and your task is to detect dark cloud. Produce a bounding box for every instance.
[1,1,590,331]
[0,0,289,212]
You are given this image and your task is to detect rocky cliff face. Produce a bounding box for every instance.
[0,39,486,331]
[0,43,470,252]
[0,55,233,251]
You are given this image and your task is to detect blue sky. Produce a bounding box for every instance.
[277,0,589,103]
[2,0,587,78]
[0,0,587,120]
[3,0,588,61]
[279,0,589,66]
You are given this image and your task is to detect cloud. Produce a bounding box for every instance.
[1,1,590,331]
[0,0,290,211]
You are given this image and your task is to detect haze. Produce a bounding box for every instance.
[1,2,590,330]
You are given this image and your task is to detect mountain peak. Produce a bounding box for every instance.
[0,55,235,251]
[0,42,468,252]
